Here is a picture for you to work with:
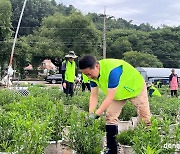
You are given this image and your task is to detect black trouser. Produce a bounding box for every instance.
[65,81,74,97]
[158,84,162,88]
[82,82,91,92]
[106,125,118,154]
[61,71,66,93]
[171,90,178,97]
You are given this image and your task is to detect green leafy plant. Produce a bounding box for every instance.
[0,111,16,152]
[68,106,105,154]
[0,90,21,106]
[149,97,180,124]
[49,101,67,141]
[12,116,51,153]
[119,101,137,121]
[116,129,135,146]
[132,118,176,154]
[143,145,161,154]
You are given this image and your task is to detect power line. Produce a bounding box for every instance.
[0,40,101,46]
[0,25,115,31]
[0,40,100,44]
[0,26,97,30]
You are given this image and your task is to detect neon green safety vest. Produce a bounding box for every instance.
[157,81,161,86]
[150,86,161,97]
[91,59,144,100]
[82,73,90,83]
[65,61,76,82]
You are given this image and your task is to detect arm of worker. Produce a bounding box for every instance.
[95,87,117,115]
[95,66,122,115]
[89,86,99,113]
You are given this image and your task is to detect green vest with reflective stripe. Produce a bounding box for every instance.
[82,73,90,83]
[150,86,161,97]
[91,59,144,100]
[65,61,76,82]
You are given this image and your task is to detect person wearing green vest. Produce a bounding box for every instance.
[156,80,162,88]
[147,82,161,97]
[81,73,91,92]
[63,51,78,97]
[79,55,151,154]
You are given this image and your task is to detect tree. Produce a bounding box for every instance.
[13,38,31,78]
[0,0,12,40]
[40,12,101,57]
[137,23,154,32]
[50,0,57,6]
[0,0,12,76]
[107,37,132,58]
[149,28,180,68]
[24,34,64,68]
[106,27,180,68]
[87,13,141,31]
[10,0,57,36]
[123,51,163,68]
[56,3,77,16]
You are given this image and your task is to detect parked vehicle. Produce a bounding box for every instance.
[148,78,169,85]
[45,74,62,84]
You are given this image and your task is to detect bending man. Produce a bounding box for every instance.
[79,55,151,154]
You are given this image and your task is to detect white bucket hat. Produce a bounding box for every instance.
[65,51,78,59]
[146,82,153,87]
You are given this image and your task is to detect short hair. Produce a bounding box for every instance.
[79,55,97,69]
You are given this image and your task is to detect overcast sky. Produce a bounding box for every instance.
[55,0,180,27]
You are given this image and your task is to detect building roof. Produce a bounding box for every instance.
[136,67,180,78]
[41,59,56,70]
[24,60,56,71]
[24,64,33,70]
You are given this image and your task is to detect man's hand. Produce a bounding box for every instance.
[89,113,100,120]
[84,113,100,127]
[63,82,66,89]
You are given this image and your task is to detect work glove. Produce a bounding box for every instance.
[84,113,100,127]
[89,113,100,120]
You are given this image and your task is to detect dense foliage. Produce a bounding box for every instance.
[0,85,179,153]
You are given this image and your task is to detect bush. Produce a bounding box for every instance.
[119,101,137,121]
[116,129,135,146]
[0,90,21,106]
[132,118,176,154]
[68,107,105,154]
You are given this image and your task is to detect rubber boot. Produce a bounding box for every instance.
[105,125,118,154]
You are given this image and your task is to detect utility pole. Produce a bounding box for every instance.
[9,0,28,66]
[4,0,28,88]
[103,6,106,59]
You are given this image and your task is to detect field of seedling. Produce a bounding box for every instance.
[0,85,179,154]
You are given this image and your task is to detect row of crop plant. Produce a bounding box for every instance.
[0,86,179,153]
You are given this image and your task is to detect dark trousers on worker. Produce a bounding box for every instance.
[65,81,74,97]
[106,125,118,154]
[171,90,178,97]
[62,71,66,93]
[82,83,91,92]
